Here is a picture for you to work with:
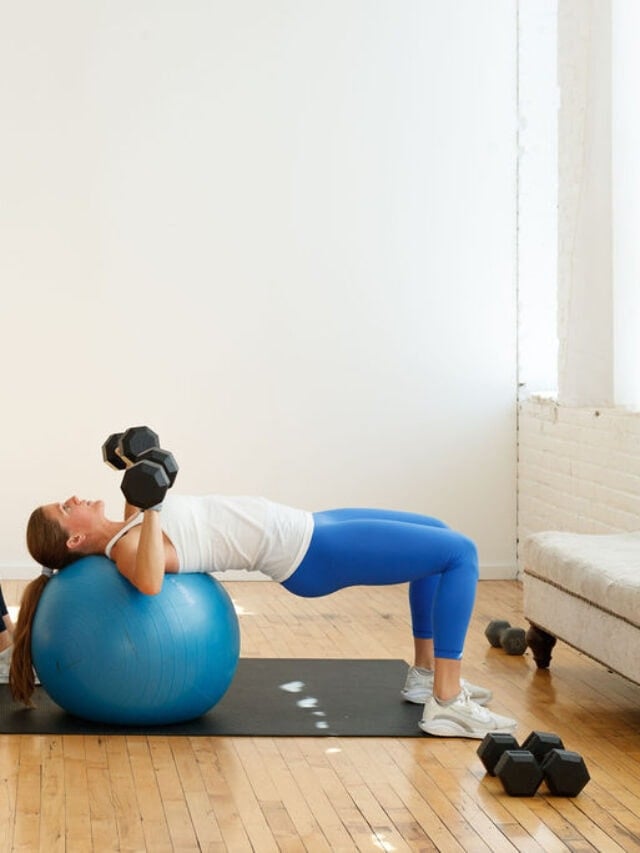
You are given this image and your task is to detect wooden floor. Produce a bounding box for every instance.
[2,577,640,853]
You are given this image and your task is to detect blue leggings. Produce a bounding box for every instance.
[282,508,478,660]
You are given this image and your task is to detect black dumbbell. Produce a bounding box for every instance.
[121,448,179,510]
[102,433,127,470]
[479,731,589,797]
[492,731,564,796]
[485,620,527,655]
[495,747,590,798]
[494,750,543,796]
[478,731,564,776]
[541,749,590,797]
[521,730,564,764]
[477,732,520,775]
[102,426,160,470]
[137,447,179,487]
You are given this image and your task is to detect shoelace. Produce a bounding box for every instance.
[456,688,492,719]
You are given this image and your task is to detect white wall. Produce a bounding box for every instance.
[517,2,640,564]
[517,0,558,398]
[557,0,613,407]
[0,1,517,578]
[612,0,640,408]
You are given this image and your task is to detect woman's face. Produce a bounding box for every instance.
[43,496,105,537]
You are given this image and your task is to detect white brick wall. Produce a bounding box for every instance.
[518,396,640,570]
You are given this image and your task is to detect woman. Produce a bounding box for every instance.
[13,491,517,738]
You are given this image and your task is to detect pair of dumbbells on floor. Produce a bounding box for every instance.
[102,425,178,509]
[478,731,590,797]
[485,619,528,656]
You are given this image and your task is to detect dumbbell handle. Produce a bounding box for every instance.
[102,432,126,471]
[103,426,160,469]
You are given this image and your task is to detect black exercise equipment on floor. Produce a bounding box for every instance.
[494,749,544,796]
[0,658,424,737]
[477,730,590,797]
[541,749,591,797]
[484,619,527,655]
[520,730,564,763]
[476,731,520,775]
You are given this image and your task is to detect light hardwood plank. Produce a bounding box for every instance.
[13,737,41,853]
[126,736,173,852]
[62,735,91,853]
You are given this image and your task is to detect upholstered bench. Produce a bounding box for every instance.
[522,530,640,685]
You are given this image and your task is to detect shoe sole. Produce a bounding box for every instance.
[418,719,517,739]
[402,690,492,707]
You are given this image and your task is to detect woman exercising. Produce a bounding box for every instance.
[11,435,517,738]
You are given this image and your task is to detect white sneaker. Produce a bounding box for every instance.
[0,645,11,684]
[402,666,492,706]
[419,691,517,738]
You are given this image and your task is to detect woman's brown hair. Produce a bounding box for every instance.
[10,508,81,707]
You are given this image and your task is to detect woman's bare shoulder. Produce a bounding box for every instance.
[110,526,142,578]
[111,525,180,576]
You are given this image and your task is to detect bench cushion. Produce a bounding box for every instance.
[522,530,640,629]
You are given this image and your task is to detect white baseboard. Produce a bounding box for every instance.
[479,563,519,581]
[1,563,37,580]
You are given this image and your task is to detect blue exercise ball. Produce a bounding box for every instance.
[31,556,240,725]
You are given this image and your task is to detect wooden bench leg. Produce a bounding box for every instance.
[526,624,557,669]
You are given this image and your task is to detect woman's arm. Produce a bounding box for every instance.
[112,510,172,595]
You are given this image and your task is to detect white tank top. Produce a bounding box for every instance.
[105,494,314,583]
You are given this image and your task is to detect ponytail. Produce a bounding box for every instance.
[12,506,82,707]
[9,574,49,707]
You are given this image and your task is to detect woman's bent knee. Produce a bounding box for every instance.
[454,534,479,581]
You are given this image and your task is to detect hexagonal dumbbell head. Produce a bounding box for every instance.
[477,732,520,776]
[541,749,590,797]
[102,432,126,470]
[495,750,544,797]
[118,426,159,465]
[121,460,170,510]
[485,620,511,648]
[137,447,179,487]
[520,731,565,765]
[500,627,527,655]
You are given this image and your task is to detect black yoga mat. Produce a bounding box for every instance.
[0,658,424,737]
